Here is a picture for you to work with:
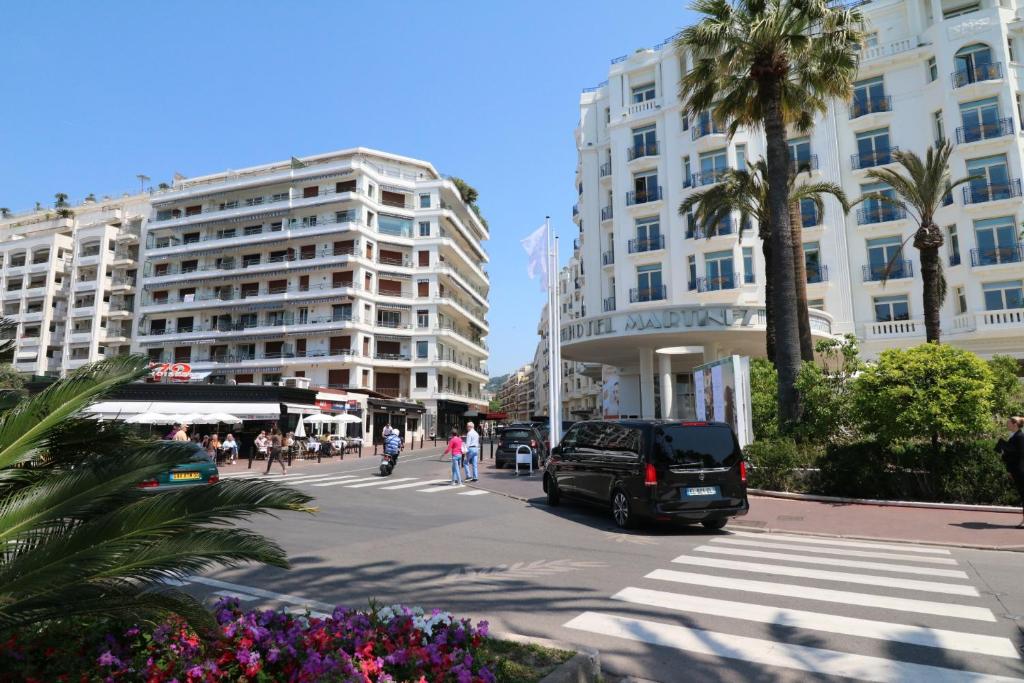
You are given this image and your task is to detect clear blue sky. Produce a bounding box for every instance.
[0,0,695,376]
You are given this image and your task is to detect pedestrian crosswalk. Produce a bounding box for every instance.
[216,470,487,497]
[565,531,1024,682]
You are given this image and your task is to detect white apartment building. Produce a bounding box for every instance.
[0,197,144,376]
[566,0,1024,419]
[497,363,535,421]
[136,148,490,433]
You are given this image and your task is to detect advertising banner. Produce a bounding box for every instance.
[601,367,621,419]
[693,355,753,448]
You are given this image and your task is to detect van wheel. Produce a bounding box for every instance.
[546,475,561,506]
[702,518,728,530]
[611,489,634,529]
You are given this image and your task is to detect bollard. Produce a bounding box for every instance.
[489,434,494,460]
[420,435,424,449]
[247,444,255,470]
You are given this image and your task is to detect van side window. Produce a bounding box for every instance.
[603,424,640,458]
[561,424,581,447]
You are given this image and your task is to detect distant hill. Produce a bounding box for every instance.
[485,374,509,393]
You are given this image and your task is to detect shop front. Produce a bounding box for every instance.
[367,398,425,446]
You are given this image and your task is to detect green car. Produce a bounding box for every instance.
[138,443,220,490]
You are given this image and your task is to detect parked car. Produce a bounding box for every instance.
[509,422,553,464]
[494,425,544,469]
[542,420,748,530]
[137,443,220,490]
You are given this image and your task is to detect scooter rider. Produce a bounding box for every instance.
[383,425,402,467]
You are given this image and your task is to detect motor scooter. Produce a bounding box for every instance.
[380,451,396,476]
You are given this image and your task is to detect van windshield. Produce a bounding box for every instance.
[655,425,738,468]
[501,430,533,441]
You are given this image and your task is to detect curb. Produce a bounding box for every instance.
[492,631,601,683]
[748,489,1021,513]
[730,523,1024,553]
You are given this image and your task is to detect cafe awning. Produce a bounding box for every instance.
[88,400,281,421]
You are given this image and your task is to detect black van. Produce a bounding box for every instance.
[542,420,748,529]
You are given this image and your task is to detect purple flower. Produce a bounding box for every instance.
[186,665,203,677]
[97,650,122,668]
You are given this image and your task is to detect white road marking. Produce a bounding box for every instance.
[276,474,357,484]
[186,576,333,612]
[313,476,384,487]
[345,477,417,488]
[670,554,978,596]
[695,545,969,578]
[564,612,1020,683]
[458,489,489,496]
[613,587,1020,660]
[711,536,959,564]
[381,479,449,490]
[648,569,995,621]
[729,530,951,554]
[419,483,468,492]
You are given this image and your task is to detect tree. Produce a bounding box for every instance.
[448,176,479,206]
[988,355,1024,419]
[0,364,25,392]
[0,209,9,218]
[680,159,848,362]
[53,193,68,208]
[855,142,975,342]
[795,334,862,443]
[853,344,993,448]
[0,355,313,631]
[677,0,863,429]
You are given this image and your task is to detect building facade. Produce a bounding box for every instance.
[497,363,535,422]
[566,0,1024,420]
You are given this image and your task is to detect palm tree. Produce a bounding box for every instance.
[0,355,314,630]
[855,142,974,343]
[677,0,863,427]
[0,209,9,219]
[680,160,848,363]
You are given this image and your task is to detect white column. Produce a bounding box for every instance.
[659,353,674,420]
[702,342,720,364]
[639,347,656,419]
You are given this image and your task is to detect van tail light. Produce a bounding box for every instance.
[137,479,158,489]
[739,461,747,484]
[208,475,220,485]
[644,463,658,487]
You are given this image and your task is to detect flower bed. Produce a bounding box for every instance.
[1,598,498,682]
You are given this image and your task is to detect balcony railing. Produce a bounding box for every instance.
[572,203,579,217]
[955,118,1014,144]
[961,179,1022,205]
[627,235,665,253]
[949,252,961,266]
[626,187,662,205]
[856,206,907,225]
[691,121,726,140]
[862,260,913,282]
[951,62,1002,88]
[849,95,892,119]
[629,285,666,303]
[602,250,615,266]
[153,186,359,223]
[791,155,819,173]
[696,275,736,292]
[146,212,359,250]
[851,147,899,170]
[603,296,616,312]
[627,141,659,161]
[743,271,755,284]
[686,219,734,239]
[601,206,613,221]
[970,244,1023,267]
[690,171,730,187]
[806,264,830,284]
[599,162,612,178]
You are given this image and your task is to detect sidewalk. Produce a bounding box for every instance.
[467,460,1024,551]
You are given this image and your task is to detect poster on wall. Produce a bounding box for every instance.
[601,367,621,419]
[693,355,753,448]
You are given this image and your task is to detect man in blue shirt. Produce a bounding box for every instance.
[383,426,402,464]
[464,421,480,482]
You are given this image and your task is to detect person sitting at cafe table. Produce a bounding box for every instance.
[223,433,239,464]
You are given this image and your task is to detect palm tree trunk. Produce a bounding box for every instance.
[789,201,814,361]
[763,85,803,430]
[920,243,942,343]
[762,238,776,365]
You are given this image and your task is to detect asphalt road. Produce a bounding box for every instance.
[185,447,1024,682]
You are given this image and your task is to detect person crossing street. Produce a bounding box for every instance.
[463,421,480,482]
[443,429,464,486]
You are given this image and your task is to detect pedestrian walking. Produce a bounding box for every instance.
[443,429,464,485]
[263,427,287,475]
[996,416,1024,528]
[464,421,480,482]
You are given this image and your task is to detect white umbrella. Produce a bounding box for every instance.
[294,419,306,439]
[302,414,330,424]
[125,412,172,424]
[331,413,362,424]
[179,413,213,424]
[207,412,242,424]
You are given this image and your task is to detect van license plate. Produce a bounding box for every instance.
[685,486,718,497]
[171,472,201,481]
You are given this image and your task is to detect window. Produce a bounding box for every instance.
[983,281,1024,310]
[735,144,746,171]
[697,149,728,185]
[805,242,824,283]
[855,128,892,168]
[966,154,1012,203]
[218,200,238,210]
[680,112,689,131]
[417,309,429,328]
[948,225,961,265]
[631,171,659,202]
[959,97,1001,142]
[416,341,429,359]
[378,310,401,328]
[302,186,319,198]
[953,43,995,87]
[864,31,878,48]
[271,192,288,202]
[932,111,944,145]
[743,247,754,284]
[1009,36,1016,63]
[800,198,820,227]
[335,209,356,223]
[788,137,812,170]
[419,193,431,208]
[633,216,661,252]
[1017,94,1024,130]
[859,181,900,223]
[973,216,1020,265]
[631,83,656,103]
[943,1,979,18]
[418,221,431,237]
[704,250,734,290]
[808,299,825,310]
[687,255,697,290]
[874,295,910,322]
[336,180,357,194]
[683,157,692,187]
[927,57,938,82]
[378,215,412,237]
[416,372,428,389]
[852,76,886,116]
[866,236,907,279]
[635,263,663,302]
[630,125,657,157]
[245,196,264,207]
[955,286,967,314]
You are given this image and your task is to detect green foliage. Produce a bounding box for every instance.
[794,335,862,444]
[0,355,314,631]
[448,176,479,205]
[853,344,993,444]
[744,438,817,491]
[749,358,778,440]
[988,355,1024,419]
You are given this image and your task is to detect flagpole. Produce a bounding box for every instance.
[550,227,562,448]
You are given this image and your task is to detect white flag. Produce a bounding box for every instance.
[520,223,549,291]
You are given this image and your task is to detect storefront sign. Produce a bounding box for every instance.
[561,307,757,343]
[316,399,362,414]
[149,362,192,382]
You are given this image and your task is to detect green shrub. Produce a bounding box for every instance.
[817,440,896,499]
[988,355,1024,420]
[745,438,818,492]
[750,358,778,440]
[853,344,994,445]
[795,335,862,444]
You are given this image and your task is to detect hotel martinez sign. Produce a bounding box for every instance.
[560,304,834,344]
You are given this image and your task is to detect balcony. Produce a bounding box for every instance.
[851,147,899,170]
[601,206,613,221]
[961,179,1022,205]
[602,250,615,266]
[743,270,755,284]
[791,155,819,173]
[806,264,829,284]
[691,121,726,140]
[603,296,616,312]
[599,162,612,178]
[951,62,1002,88]
[856,206,907,225]
[970,244,1023,267]
[955,118,1014,144]
[696,275,737,292]
[866,319,921,339]
[949,252,962,266]
[627,235,665,254]
[849,96,892,119]
[626,187,662,205]
[629,285,666,303]
[627,142,659,161]
[862,260,913,282]
[572,203,579,218]
[686,219,734,240]
[690,171,729,187]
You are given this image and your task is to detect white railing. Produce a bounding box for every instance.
[627,100,658,116]
[979,309,1024,328]
[866,319,922,338]
[860,37,917,63]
